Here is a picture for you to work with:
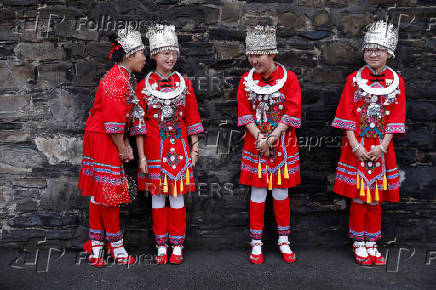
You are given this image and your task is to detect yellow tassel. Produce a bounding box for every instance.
[277,168,282,185]
[375,181,380,202]
[383,173,387,190]
[163,175,168,193]
[126,178,129,189]
[366,185,372,203]
[258,160,262,179]
[173,181,178,197]
[180,177,184,192]
[185,168,190,185]
[268,173,273,190]
[284,162,289,179]
[359,179,365,196]
[356,174,360,189]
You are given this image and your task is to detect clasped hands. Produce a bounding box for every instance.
[354,145,383,162]
[255,133,279,157]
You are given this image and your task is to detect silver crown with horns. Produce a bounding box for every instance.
[116,28,145,56]
[146,24,179,56]
[362,20,399,57]
[245,25,278,55]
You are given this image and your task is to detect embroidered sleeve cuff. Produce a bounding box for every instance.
[385,123,405,134]
[332,117,356,130]
[104,122,125,134]
[130,124,147,136]
[237,115,255,127]
[187,122,204,135]
[280,115,301,128]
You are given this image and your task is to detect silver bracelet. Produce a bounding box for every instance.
[352,144,360,153]
[139,157,147,163]
[379,144,387,153]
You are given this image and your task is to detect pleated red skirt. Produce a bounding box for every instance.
[78,131,130,206]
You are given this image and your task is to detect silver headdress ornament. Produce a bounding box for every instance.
[245,26,278,55]
[146,24,179,56]
[362,20,399,57]
[116,28,145,56]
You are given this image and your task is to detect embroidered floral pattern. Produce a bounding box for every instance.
[169,235,185,245]
[250,229,263,240]
[277,226,290,236]
[237,115,255,126]
[332,117,356,130]
[186,122,204,135]
[106,231,123,242]
[89,229,105,241]
[385,123,405,134]
[281,115,301,128]
[104,122,125,134]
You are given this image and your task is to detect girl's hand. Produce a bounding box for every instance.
[191,151,199,167]
[368,146,383,161]
[118,146,131,162]
[139,158,147,173]
[354,146,370,162]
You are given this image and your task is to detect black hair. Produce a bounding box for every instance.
[108,33,127,63]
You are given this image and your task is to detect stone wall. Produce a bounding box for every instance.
[1,0,435,250]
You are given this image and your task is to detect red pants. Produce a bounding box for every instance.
[349,201,381,242]
[152,206,186,246]
[88,201,122,242]
[250,197,291,240]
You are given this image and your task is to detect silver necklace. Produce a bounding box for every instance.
[143,70,186,100]
[244,63,287,95]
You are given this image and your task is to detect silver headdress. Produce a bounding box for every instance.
[116,28,145,55]
[245,26,278,55]
[362,20,399,57]
[146,24,179,56]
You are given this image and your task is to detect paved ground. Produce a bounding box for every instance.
[1,244,435,289]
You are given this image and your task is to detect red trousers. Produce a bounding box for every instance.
[152,206,186,246]
[250,197,291,240]
[88,201,122,242]
[349,201,381,242]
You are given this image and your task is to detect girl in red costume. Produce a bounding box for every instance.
[237,26,301,264]
[132,24,203,265]
[78,29,146,267]
[332,20,405,265]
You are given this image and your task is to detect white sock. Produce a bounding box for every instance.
[90,240,104,257]
[251,240,262,255]
[111,239,128,258]
[366,241,381,257]
[278,236,292,254]
[353,241,368,258]
[172,245,182,255]
[157,245,167,256]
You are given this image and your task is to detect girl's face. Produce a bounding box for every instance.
[126,49,146,73]
[248,54,275,75]
[153,50,178,72]
[363,47,391,71]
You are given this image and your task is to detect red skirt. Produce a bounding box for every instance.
[334,136,400,203]
[78,131,130,206]
[239,130,301,188]
[137,135,196,195]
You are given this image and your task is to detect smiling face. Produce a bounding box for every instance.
[125,49,146,73]
[363,46,391,72]
[153,49,178,73]
[247,54,276,76]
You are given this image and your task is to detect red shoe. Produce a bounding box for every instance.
[278,242,296,264]
[250,241,264,264]
[169,246,183,264]
[83,240,107,268]
[366,243,386,266]
[353,242,372,265]
[106,243,136,265]
[154,245,168,264]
